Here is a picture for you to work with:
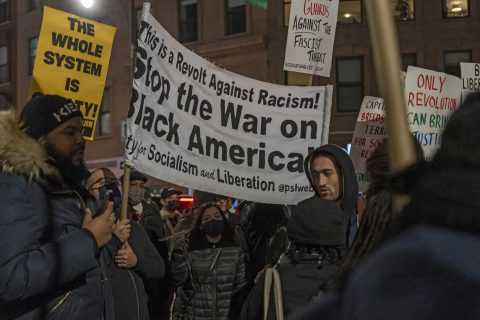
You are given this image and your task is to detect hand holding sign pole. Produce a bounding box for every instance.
[364,0,416,213]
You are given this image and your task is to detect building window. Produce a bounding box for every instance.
[401,53,416,71]
[336,57,363,112]
[99,89,111,136]
[29,37,38,75]
[28,0,40,12]
[179,0,198,43]
[443,0,469,18]
[226,0,246,35]
[392,0,414,21]
[444,51,471,77]
[0,0,8,23]
[284,0,291,27]
[338,1,362,24]
[0,46,8,83]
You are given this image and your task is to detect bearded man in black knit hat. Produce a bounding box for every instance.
[0,94,116,319]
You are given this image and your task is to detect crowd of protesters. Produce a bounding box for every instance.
[2,92,480,320]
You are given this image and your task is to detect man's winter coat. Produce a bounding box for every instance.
[304,144,359,246]
[170,235,247,320]
[0,109,111,319]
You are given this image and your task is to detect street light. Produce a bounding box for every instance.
[80,0,94,8]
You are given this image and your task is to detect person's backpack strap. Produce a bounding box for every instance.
[272,268,284,320]
[263,268,273,320]
[263,267,284,320]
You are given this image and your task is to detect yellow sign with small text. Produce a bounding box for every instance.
[30,6,116,140]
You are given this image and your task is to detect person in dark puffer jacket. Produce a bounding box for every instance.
[170,203,247,320]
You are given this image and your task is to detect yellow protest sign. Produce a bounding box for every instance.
[29,6,116,140]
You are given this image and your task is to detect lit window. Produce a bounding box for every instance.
[284,0,291,27]
[226,0,246,35]
[336,57,363,112]
[401,53,416,71]
[338,0,361,24]
[0,46,8,83]
[180,0,198,43]
[99,89,111,136]
[0,0,8,23]
[444,51,471,77]
[443,0,469,18]
[29,37,38,75]
[392,0,415,21]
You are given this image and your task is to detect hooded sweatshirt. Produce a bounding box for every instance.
[304,144,359,246]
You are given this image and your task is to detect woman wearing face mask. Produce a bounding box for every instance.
[170,203,247,320]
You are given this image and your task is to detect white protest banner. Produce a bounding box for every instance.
[461,62,480,103]
[350,96,386,192]
[283,0,339,77]
[126,8,333,205]
[405,66,461,160]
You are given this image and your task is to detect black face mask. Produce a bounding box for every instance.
[201,219,225,237]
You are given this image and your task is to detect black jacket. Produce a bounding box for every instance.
[0,109,112,320]
[240,248,343,320]
[107,221,165,320]
[170,236,247,320]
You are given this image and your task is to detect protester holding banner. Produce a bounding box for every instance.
[0,95,116,319]
[170,203,247,320]
[304,144,359,246]
[86,168,165,320]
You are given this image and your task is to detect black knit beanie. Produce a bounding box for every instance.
[288,196,347,247]
[20,94,83,139]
